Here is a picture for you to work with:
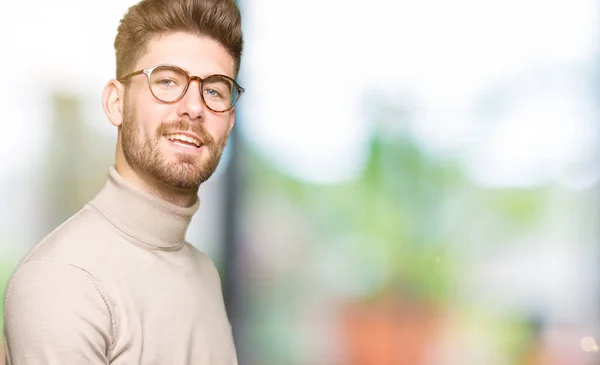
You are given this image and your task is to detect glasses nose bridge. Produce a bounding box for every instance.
[185,75,204,98]
[182,75,206,109]
[188,75,204,88]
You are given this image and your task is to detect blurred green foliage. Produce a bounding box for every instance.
[246,127,548,305]
[243,125,550,363]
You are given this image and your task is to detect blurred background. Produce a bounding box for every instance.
[2,0,600,364]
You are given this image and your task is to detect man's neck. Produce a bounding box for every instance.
[114,163,198,208]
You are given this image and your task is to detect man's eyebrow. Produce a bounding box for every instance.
[166,63,232,79]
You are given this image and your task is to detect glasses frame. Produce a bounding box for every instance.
[118,64,245,113]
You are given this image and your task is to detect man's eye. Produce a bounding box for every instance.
[204,88,223,98]
[156,78,178,87]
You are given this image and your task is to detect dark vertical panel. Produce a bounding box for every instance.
[221,124,243,326]
[222,1,248,361]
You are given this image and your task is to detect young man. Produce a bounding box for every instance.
[3,0,244,363]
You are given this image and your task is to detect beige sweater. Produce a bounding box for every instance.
[3,167,238,365]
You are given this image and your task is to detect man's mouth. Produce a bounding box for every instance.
[165,133,202,149]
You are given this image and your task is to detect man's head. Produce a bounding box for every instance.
[114,0,242,81]
[102,0,243,194]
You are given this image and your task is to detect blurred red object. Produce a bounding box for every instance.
[339,295,442,365]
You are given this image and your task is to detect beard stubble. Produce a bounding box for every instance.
[120,104,228,190]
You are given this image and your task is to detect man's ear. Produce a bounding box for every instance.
[102,80,125,127]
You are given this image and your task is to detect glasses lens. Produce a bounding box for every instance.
[202,75,239,112]
[150,66,188,102]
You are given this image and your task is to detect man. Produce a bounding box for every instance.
[3,0,244,363]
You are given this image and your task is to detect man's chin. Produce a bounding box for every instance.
[144,142,225,190]
[153,161,219,190]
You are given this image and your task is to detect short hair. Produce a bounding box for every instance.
[114,0,243,80]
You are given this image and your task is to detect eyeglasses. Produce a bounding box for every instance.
[118,64,245,113]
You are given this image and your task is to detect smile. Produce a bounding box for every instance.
[165,133,201,148]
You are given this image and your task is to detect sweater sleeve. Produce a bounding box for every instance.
[3,260,113,365]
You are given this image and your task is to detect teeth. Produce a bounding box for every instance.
[166,134,200,147]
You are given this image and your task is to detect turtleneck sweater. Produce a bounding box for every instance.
[3,167,238,365]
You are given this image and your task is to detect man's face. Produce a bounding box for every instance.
[120,32,236,190]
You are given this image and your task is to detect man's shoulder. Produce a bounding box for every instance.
[20,205,109,265]
[183,242,221,275]
[4,205,117,302]
[184,242,214,264]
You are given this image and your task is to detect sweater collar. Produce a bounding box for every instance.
[88,166,199,249]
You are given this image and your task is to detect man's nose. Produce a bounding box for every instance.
[177,78,205,120]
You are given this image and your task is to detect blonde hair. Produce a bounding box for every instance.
[114,0,243,79]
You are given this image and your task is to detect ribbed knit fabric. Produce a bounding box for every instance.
[3,167,238,365]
